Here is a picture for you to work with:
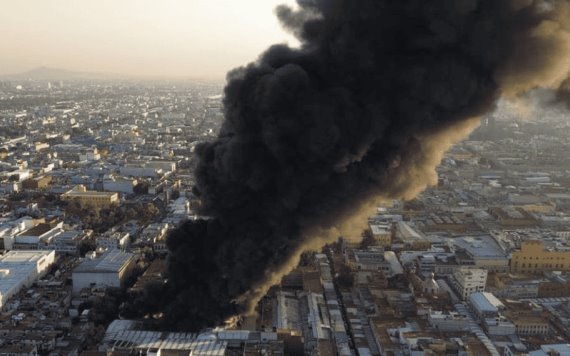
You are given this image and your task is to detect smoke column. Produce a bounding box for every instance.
[159,0,570,330]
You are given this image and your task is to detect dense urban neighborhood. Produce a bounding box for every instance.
[2,80,570,355]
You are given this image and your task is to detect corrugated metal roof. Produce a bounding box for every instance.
[104,329,226,356]
[469,292,504,313]
[75,250,134,273]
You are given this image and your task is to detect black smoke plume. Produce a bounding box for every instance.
[156,0,570,330]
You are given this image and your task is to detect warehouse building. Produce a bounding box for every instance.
[72,250,135,294]
[0,250,56,309]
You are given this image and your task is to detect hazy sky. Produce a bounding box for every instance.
[0,0,298,80]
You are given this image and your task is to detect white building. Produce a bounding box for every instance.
[0,250,56,308]
[141,223,170,242]
[120,166,162,178]
[97,232,130,250]
[428,311,470,332]
[0,217,35,251]
[452,267,487,300]
[79,148,101,162]
[72,250,135,294]
[103,176,138,194]
[15,221,64,248]
[146,161,176,172]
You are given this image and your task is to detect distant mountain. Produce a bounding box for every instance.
[0,66,128,81]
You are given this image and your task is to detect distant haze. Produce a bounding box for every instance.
[0,0,297,80]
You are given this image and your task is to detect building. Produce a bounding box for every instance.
[453,235,509,272]
[97,232,130,250]
[526,344,570,355]
[14,222,64,250]
[72,250,135,294]
[484,316,516,336]
[395,221,431,251]
[369,223,392,247]
[120,165,162,178]
[50,230,89,255]
[511,240,570,274]
[78,148,100,162]
[511,315,550,336]
[100,319,296,356]
[0,250,55,308]
[504,300,551,336]
[538,275,570,298]
[102,176,137,194]
[61,185,119,210]
[22,175,52,190]
[101,320,227,355]
[146,160,176,172]
[416,255,436,276]
[488,273,540,299]
[489,206,539,227]
[469,292,504,319]
[347,250,403,278]
[427,311,470,332]
[452,268,487,300]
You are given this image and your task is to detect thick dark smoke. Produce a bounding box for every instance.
[156,0,570,330]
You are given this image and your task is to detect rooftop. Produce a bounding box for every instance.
[0,250,55,305]
[74,250,134,273]
[18,223,54,237]
[469,292,504,313]
[454,235,507,259]
[0,250,54,264]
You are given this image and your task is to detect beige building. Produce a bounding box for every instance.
[452,267,488,300]
[511,315,550,335]
[369,223,392,247]
[22,175,52,190]
[511,240,570,274]
[395,221,431,251]
[504,300,551,336]
[61,185,119,210]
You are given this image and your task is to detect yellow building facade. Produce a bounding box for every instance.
[511,240,570,274]
[62,185,119,210]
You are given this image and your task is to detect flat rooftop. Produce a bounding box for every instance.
[453,235,506,258]
[74,250,134,273]
[18,223,54,237]
[0,250,54,264]
[469,292,504,313]
[0,250,55,305]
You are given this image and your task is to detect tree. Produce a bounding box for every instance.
[78,237,97,257]
[90,287,126,326]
